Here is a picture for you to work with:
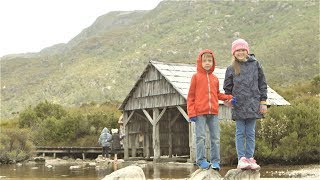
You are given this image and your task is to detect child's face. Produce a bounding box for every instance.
[234,49,248,61]
[201,53,213,71]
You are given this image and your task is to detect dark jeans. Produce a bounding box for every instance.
[102,146,110,158]
[111,148,121,155]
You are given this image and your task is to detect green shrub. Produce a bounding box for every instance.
[18,106,39,128]
[33,100,67,120]
[255,80,320,164]
[87,112,118,133]
[28,101,120,146]
[0,128,35,163]
[18,101,67,129]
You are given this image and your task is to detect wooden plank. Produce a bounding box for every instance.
[176,106,189,122]
[154,107,167,125]
[142,109,154,125]
[135,112,150,123]
[123,111,134,126]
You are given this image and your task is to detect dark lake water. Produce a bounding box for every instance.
[0,161,319,179]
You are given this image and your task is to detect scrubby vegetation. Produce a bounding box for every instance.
[0,101,121,163]
[0,128,34,164]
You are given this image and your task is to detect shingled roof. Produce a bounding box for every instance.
[151,60,290,105]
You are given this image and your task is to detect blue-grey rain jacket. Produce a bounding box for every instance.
[98,127,112,147]
[223,54,267,120]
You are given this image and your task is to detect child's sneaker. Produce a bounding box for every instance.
[197,160,210,169]
[237,157,250,169]
[211,162,220,171]
[248,157,261,170]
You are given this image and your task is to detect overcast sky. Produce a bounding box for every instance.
[0,0,163,57]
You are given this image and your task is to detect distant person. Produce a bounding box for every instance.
[187,49,233,170]
[98,127,112,158]
[223,39,267,170]
[110,128,124,160]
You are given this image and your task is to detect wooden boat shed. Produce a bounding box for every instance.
[118,60,290,162]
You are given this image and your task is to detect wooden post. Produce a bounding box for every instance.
[189,122,196,163]
[82,153,85,160]
[153,108,160,162]
[123,111,135,160]
[123,111,129,160]
[53,153,56,159]
[143,108,166,161]
[146,125,150,158]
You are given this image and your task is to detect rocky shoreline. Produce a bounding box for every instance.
[3,156,319,179]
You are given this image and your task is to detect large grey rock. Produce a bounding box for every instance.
[224,169,260,180]
[190,169,222,179]
[102,165,146,180]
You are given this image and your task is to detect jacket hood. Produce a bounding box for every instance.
[102,127,110,134]
[196,49,216,74]
[247,54,256,62]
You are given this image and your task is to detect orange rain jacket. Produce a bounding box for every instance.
[187,49,233,118]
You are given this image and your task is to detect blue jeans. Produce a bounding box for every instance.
[235,118,256,160]
[195,115,220,164]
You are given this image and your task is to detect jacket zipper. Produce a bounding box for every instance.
[206,72,212,114]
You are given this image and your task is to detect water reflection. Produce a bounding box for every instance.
[0,161,319,179]
[143,162,197,179]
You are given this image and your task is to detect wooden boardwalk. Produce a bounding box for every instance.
[36,146,104,159]
[35,146,144,160]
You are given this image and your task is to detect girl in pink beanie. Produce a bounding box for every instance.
[231,39,250,55]
[223,38,268,171]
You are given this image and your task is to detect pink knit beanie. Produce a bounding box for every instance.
[231,39,250,55]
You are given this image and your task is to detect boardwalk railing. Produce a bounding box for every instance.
[36,146,144,160]
[36,146,104,159]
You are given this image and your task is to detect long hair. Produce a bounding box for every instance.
[232,56,241,75]
[231,55,248,75]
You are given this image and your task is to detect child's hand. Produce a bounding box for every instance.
[260,104,267,114]
[223,100,232,107]
[260,101,267,114]
[224,97,236,107]
[189,116,197,122]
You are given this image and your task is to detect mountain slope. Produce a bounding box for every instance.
[1,0,319,118]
